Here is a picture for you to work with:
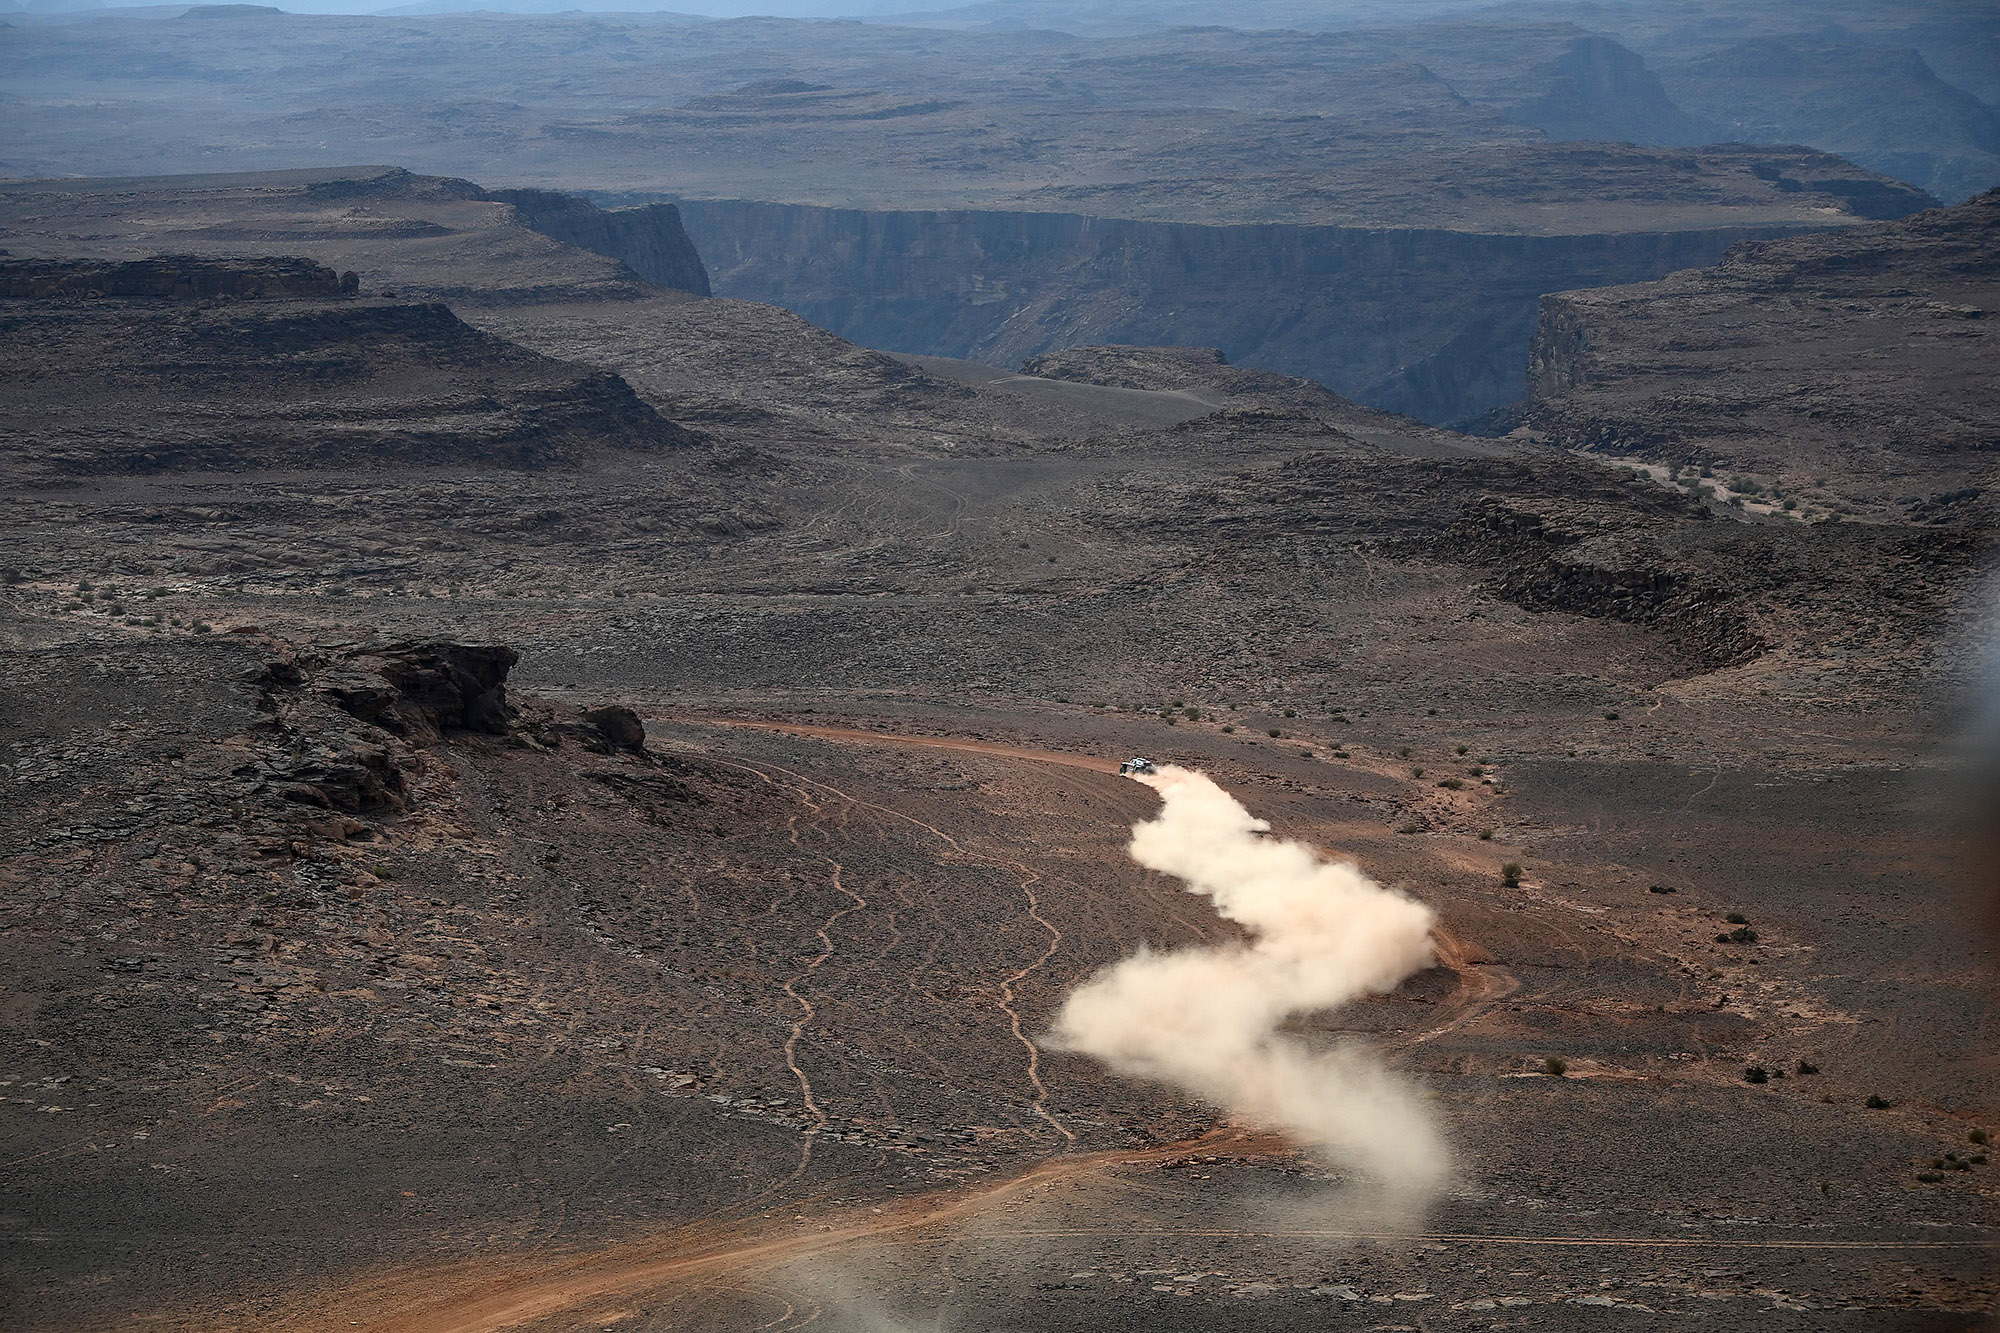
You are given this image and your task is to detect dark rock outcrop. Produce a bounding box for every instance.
[1424,496,1763,672]
[242,642,667,814]
[581,705,646,753]
[0,255,343,301]
[326,643,519,746]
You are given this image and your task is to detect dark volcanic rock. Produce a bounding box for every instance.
[0,254,343,301]
[581,704,647,752]
[334,642,519,745]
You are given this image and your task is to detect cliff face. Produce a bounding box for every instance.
[1520,189,2000,524]
[486,189,711,297]
[676,200,1831,425]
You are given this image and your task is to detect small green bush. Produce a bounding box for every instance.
[1542,1056,1567,1077]
[1455,745,1468,755]
[1267,728,1281,738]
[1797,1060,1819,1075]
[1866,1095,1893,1109]
[1438,778,1464,790]
[1283,708,1296,718]
[1478,829,1495,841]
[1917,1171,1944,1183]
[1412,766,1425,777]
[1726,912,1749,925]
[1501,862,1522,888]
[1221,725,1235,734]
[1649,884,1676,894]
[1971,1129,1989,1145]
[1603,710,1620,721]
[1744,1066,1768,1084]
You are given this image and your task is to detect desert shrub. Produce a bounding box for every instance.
[1221,725,1234,734]
[1744,1066,1768,1084]
[1396,822,1422,835]
[1603,710,1620,721]
[1972,1129,1990,1145]
[1542,1056,1567,1077]
[1478,829,1494,841]
[1727,926,1759,944]
[1397,747,1411,757]
[1283,708,1296,717]
[1649,884,1676,894]
[1183,707,1199,720]
[1439,778,1464,790]
[1973,1155,1989,1165]
[1426,707,1439,716]
[0,569,19,585]
[1726,912,1749,924]
[1455,745,1468,755]
[1866,1095,1893,1109]
[1917,1172,1944,1183]
[1797,1060,1819,1075]
[1267,728,1281,738]
[192,622,213,635]
[1501,862,1522,887]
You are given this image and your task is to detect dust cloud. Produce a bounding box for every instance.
[1053,765,1449,1209]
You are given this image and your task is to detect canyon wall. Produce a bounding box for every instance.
[489,189,711,297]
[675,200,1833,425]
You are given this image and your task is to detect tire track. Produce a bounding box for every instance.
[697,748,1075,1144]
[778,853,867,1184]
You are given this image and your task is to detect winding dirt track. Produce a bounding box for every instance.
[685,717,1124,774]
[268,718,1988,1333]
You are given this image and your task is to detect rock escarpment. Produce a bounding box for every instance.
[0,273,699,474]
[0,255,351,301]
[485,189,711,297]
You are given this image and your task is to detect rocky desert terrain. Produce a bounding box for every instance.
[0,5,1955,423]
[1,163,1995,1331]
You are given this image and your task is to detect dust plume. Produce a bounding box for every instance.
[1053,765,1449,1208]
